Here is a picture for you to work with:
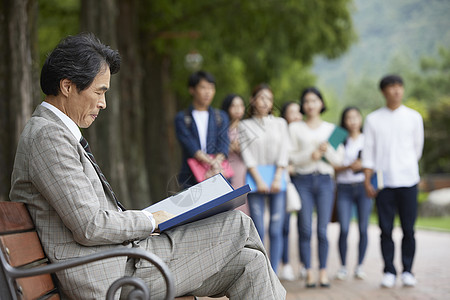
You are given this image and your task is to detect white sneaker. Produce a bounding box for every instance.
[381,272,396,288]
[402,272,417,287]
[299,266,307,279]
[279,264,296,281]
[354,266,367,280]
[335,267,348,280]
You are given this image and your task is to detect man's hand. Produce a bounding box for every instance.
[152,210,176,233]
[364,181,377,198]
[363,168,377,198]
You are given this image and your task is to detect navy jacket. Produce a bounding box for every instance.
[174,105,230,187]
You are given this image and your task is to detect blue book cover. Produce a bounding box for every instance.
[370,170,384,190]
[245,165,287,193]
[144,174,250,231]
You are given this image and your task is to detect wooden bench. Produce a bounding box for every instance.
[0,201,195,300]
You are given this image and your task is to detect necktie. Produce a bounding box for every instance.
[80,137,126,211]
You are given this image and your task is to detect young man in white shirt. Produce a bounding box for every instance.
[362,75,424,288]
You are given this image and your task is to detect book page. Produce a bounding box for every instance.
[143,174,234,215]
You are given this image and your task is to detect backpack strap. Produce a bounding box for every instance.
[183,108,193,129]
[184,108,223,128]
[213,108,223,128]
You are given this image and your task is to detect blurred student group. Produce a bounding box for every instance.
[174,70,424,290]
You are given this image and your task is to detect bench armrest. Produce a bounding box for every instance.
[0,247,175,300]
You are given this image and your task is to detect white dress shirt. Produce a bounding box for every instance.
[362,105,424,188]
[192,109,209,152]
[41,101,82,141]
[289,120,344,176]
[40,102,156,231]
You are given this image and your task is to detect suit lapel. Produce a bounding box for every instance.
[81,150,117,203]
[34,105,119,208]
[33,105,73,135]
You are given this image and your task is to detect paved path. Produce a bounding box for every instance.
[200,214,450,299]
[282,215,450,300]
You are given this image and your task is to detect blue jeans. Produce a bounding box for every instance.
[292,174,334,269]
[336,182,373,266]
[376,185,418,275]
[282,213,290,264]
[247,191,286,273]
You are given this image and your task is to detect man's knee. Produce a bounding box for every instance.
[224,209,252,226]
[229,209,247,218]
[239,247,267,273]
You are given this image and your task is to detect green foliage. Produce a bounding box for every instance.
[415,216,450,232]
[343,75,384,118]
[409,47,450,103]
[314,0,450,97]
[408,48,450,174]
[418,191,429,204]
[319,88,344,124]
[138,0,355,109]
[422,97,450,173]
[270,59,316,113]
[37,0,80,66]
[36,0,355,114]
[403,98,429,122]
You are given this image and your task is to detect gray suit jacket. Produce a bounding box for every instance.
[10,105,153,299]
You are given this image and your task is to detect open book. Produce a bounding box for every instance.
[143,174,250,231]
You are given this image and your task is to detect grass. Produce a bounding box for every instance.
[365,191,450,232]
[415,216,450,231]
[369,214,450,232]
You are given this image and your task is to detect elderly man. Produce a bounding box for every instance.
[9,33,285,300]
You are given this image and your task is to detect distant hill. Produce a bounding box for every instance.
[313,0,450,97]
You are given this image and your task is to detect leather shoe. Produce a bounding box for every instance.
[306,270,316,288]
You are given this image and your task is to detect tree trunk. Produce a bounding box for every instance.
[0,0,38,202]
[116,0,151,208]
[159,55,181,198]
[80,0,151,209]
[80,0,131,207]
[79,0,181,207]
[143,52,181,201]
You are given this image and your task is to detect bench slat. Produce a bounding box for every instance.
[0,202,34,233]
[45,294,61,300]
[0,232,46,267]
[0,202,192,299]
[16,267,56,300]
